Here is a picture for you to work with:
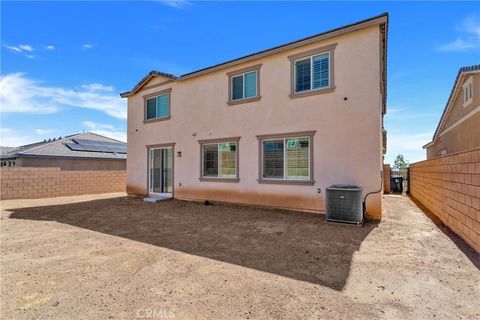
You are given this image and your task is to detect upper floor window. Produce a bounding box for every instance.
[144,88,171,122]
[463,76,473,107]
[288,44,336,98]
[227,64,261,105]
[295,52,330,92]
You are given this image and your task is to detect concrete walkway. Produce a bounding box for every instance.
[1,194,479,319]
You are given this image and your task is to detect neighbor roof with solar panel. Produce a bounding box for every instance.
[65,139,127,154]
[0,132,127,160]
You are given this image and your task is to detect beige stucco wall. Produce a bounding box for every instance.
[427,112,480,159]
[427,73,480,158]
[16,158,126,171]
[126,25,384,218]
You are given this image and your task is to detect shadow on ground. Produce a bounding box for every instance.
[7,197,378,290]
[409,195,480,269]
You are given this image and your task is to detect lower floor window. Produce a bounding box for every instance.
[202,142,237,179]
[262,136,310,180]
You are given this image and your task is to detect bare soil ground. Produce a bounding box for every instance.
[1,193,479,320]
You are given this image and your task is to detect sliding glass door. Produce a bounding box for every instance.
[149,147,173,194]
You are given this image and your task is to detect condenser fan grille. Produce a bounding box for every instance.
[326,185,363,225]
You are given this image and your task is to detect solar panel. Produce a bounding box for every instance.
[65,139,126,154]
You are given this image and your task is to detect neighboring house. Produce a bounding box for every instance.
[0,132,126,170]
[423,65,480,159]
[121,13,388,219]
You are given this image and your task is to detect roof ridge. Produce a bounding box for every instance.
[84,131,126,144]
[16,133,83,155]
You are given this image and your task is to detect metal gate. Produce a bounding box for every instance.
[390,167,409,194]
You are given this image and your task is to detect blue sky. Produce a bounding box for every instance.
[1,1,479,164]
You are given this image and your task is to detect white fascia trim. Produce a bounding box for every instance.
[439,104,480,137]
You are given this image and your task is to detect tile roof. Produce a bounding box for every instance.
[121,12,388,98]
[423,64,480,148]
[0,132,127,160]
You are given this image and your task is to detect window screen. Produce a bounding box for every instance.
[203,145,218,177]
[202,142,237,179]
[219,143,236,177]
[312,53,329,89]
[232,76,244,100]
[146,98,157,119]
[285,138,309,179]
[263,140,284,179]
[244,71,257,98]
[146,93,169,120]
[295,59,311,92]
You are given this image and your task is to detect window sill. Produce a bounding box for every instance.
[199,177,240,183]
[227,96,261,106]
[289,86,335,99]
[143,116,170,124]
[257,179,315,185]
[462,99,473,108]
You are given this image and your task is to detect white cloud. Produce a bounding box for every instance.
[35,128,57,135]
[438,38,477,51]
[3,43,35,58]
[81,121,126,142]
[0,128,36,147]
[89,130,127,143]
[82,43,95,50]
[4,45,22,53]
[0,73,127,119]
[81,83,114,92]
[156,0,191,8]
[82,121,126,142]
[437,14,480,52]
[385,132,431,164]
[18,44,33,52]
[388,132,432,152]
[45,45,55,50]
[82,121,115,131]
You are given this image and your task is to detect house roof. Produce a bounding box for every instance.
[0,132,127,160]
[423,64,480,149]
[121,12,389,98]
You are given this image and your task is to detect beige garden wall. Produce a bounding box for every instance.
[410,148,480,253]
[126,25,384,218]
[0,168,126,200]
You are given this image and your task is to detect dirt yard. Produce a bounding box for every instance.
[1,193,479,319]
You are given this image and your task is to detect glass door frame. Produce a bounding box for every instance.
[147,143,174,197]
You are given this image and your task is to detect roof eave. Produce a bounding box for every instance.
[121,13,389,98]
[10,154,127,161]
[429,65,480,145]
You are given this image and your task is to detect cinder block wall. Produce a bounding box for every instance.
[383,164,391,193]
[410,148,480,253]
[0,168,126,200]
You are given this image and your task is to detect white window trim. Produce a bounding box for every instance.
[261,136,311,181]
[462,76,474,108]
[201,142,237,179]
[293,51,330,94]
[231,70,258,101]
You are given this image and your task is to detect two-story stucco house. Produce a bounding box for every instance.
[423,65,480,159]
[121,13,388,219]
